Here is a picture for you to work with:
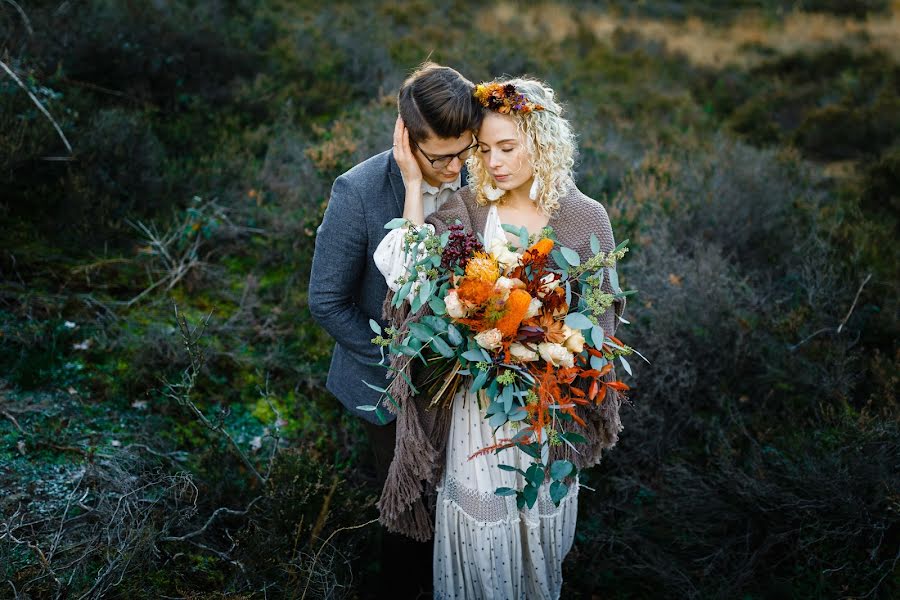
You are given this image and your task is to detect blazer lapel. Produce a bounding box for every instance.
[387,152,405,216]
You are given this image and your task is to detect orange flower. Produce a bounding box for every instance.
[465,252,500,284]
[528,238,554,258]
[456,278,494,307]
[494,289,533,338]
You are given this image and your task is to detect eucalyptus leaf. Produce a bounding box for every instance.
[565,312,593,331]
[590,355,607,370]
[447,324,463,346]
[360,380,386,394]
[550,249,568,268]
[507,406,529,421]
[560,246,580,267]
[565,280,572,307]
[614,238,629,253]
[560,431,587,445]
[422,316,448,333]
[418,279,432,304]
[430,335,455,358]
[368,319,382,335]
[471,367,489,393]
[501,384,514,413]
[429,296,446,315]
[591,325,605,349]
[489,411,508,429]
[619,355,632,376]
[462,349,486,362]
[526,464,545,488]
[519,442,541,459]
[384,217,409,230]
[590,233,600,255]
[550,459,574,481]
[408,323,434,342]
[356,405,379,412]
[396,280,414,305]
[497,465,526,476]
[607,267,621,293]
[396,344,420,357]
[494,487,518,497]
[549,480,568,505]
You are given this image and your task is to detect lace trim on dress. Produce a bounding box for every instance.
[439,475,517,525]
[438,475,580,527]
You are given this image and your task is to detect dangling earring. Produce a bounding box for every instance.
[483,184,506,202]
[529,176,542,202]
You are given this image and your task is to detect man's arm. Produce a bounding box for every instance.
[308,175,383,367]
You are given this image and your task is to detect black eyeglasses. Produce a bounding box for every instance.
[413,137,479,169]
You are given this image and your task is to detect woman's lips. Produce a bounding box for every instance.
[494,174,510,181]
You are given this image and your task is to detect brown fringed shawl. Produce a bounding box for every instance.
[376,182,628,542]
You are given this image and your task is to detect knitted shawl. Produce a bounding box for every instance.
[376,181,627,542]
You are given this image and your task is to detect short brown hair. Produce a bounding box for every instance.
[397,62,483,143]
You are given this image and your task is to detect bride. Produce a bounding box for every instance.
[374,77,626,599]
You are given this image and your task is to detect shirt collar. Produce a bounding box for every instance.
[402,172,462,196]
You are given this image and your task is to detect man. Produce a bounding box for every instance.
[307,62,482,596]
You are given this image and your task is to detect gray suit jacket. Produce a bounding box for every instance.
[308,149,466,425]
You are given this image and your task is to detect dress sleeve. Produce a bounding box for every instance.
[373,222,436,297]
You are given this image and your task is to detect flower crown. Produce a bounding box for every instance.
[474,83,545,115]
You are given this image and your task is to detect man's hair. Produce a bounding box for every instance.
[398,62,483,143]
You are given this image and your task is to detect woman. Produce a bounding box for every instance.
[374,77,626,599]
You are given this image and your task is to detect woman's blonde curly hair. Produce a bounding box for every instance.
[466,77,576,216]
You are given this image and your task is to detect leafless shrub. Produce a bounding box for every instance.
[1,449,196,599]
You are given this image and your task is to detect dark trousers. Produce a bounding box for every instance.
[363,419,434,599]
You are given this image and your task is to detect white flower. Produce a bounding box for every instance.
[509,342,539,362]
[537,273,560,299]
[475,328,503,351]
[483,184,506,202]
[445,289,468,319]
[488,238,521,273]
[537,342,575,368]
[493,276,526,301]
[64,321,77,329]
[564,330,586,354]
[524,297,543,319]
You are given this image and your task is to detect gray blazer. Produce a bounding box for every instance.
[308,149,466,425]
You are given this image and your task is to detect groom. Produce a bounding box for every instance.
[307,62,482,593]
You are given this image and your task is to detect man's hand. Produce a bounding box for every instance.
[393,116,423,185]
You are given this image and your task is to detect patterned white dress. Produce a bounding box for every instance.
[375,204,578,600]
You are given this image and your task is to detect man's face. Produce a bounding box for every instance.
[413,133,477,187]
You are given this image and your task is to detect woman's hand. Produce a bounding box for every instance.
[393,116,423,185]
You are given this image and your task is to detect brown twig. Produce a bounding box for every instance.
[0,59,72,154]
[300,518,379,600]
[789,273,872,351]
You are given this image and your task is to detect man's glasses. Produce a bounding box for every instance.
[413,137,479,170]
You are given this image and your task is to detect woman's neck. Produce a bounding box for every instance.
[501,177,536,212]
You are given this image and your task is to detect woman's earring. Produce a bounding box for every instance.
[483,184,506,202]
[529,176,542,202]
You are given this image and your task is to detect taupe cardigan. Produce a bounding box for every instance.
[377,182,627,541]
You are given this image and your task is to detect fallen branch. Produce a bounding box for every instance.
[0,59,72,154]
[789,273,872,351]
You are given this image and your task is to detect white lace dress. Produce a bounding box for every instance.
[374,204,578,600]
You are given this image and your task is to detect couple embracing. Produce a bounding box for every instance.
[309,62,626,599]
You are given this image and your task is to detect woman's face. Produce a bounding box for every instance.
[476,111,534,194]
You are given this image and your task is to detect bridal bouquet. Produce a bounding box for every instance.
[366,218,641,509]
